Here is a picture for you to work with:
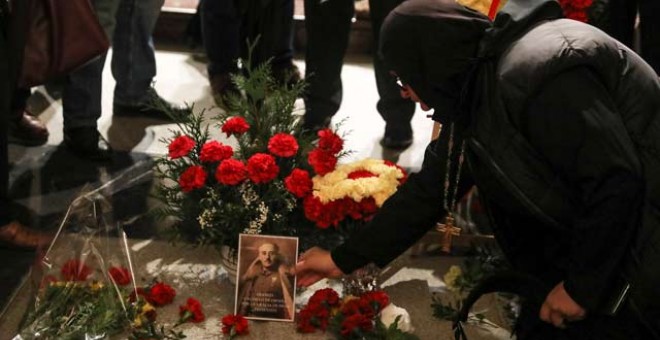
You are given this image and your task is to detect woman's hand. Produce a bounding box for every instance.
[539,281,586,328]
[294,247,344,287]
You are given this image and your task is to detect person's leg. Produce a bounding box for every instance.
[111,0,164,104]
[0,13,53,248]
[111,0,184,118]
[200,0,241,103]
[302,0,354,131]
[263,0,300,86]
[606,0,637,48]
[0,29,12,227]
[638,0,660,75]
[369,0,416,150]
[62,0,119,161]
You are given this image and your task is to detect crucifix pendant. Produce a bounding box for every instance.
[436,214,461,253]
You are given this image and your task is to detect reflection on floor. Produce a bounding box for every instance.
[1,49,435,309]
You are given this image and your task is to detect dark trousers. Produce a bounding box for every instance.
[302,0,415,135]
[200,0,294,78]
[607,0,660,74]
[0,21,12,225]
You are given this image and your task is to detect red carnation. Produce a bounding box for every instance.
[179,297,205,323]
[558,0,592,22]
[303,195,331,229]
[347,170,377,179]
[168,135,196,159]
[200,141,234,163]
[247,153,280,184]
[308,149,337,176]
[221,314,249,336]
[317,129,343,154]
[222,117,250,137]
[297,308,319,333]
[178,165,207,192]
[268,133,299,158]
[108,266,131,286]
[216,159,247,185]
[147,282,176,306]
[284,168,313,198]
[309,288,340,306]
[359,198,378,220]
[362,290,390,312]
[340,313,373,337]
[61,259,92,281]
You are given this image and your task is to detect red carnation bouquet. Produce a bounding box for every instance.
[155,63,328,250]
[297,288,416,339]
[16,194,195,339]
[156,63,408,251]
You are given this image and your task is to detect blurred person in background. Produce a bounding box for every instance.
[199,0,300,108]
[302,0,416,151]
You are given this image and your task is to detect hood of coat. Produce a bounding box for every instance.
[379,0,562,123]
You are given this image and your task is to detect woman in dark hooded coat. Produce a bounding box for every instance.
[295,0,660,338]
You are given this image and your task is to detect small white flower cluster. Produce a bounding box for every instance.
[239,182,259,206]
[197,207,217,229]
[243,201,269,234]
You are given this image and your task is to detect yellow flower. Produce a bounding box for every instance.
[141,302,155,315]
[133,316,143,328]
[90,281,105,292]
[443,265,463,292]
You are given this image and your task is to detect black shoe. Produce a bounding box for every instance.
[380,136,414,150]
[380,125,414,151]
[63,127,113,162]
[113,88,189,121]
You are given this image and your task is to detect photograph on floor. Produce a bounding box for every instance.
[234,234,298,322]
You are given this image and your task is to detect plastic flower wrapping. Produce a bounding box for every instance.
[12,190,190,340]
[154,62,407,251]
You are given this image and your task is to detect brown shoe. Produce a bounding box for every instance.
[0,221,54,250]
[9,110,49,146]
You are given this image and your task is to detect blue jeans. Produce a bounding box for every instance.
[62,0,120,130]
[112,0,164,104]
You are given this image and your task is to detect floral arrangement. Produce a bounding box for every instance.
[303,159,407,229]
[155,62,407,250]
[297,288,417,339]
[18,256,197,340]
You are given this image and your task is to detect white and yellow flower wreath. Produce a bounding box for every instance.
[311,159,405,206]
